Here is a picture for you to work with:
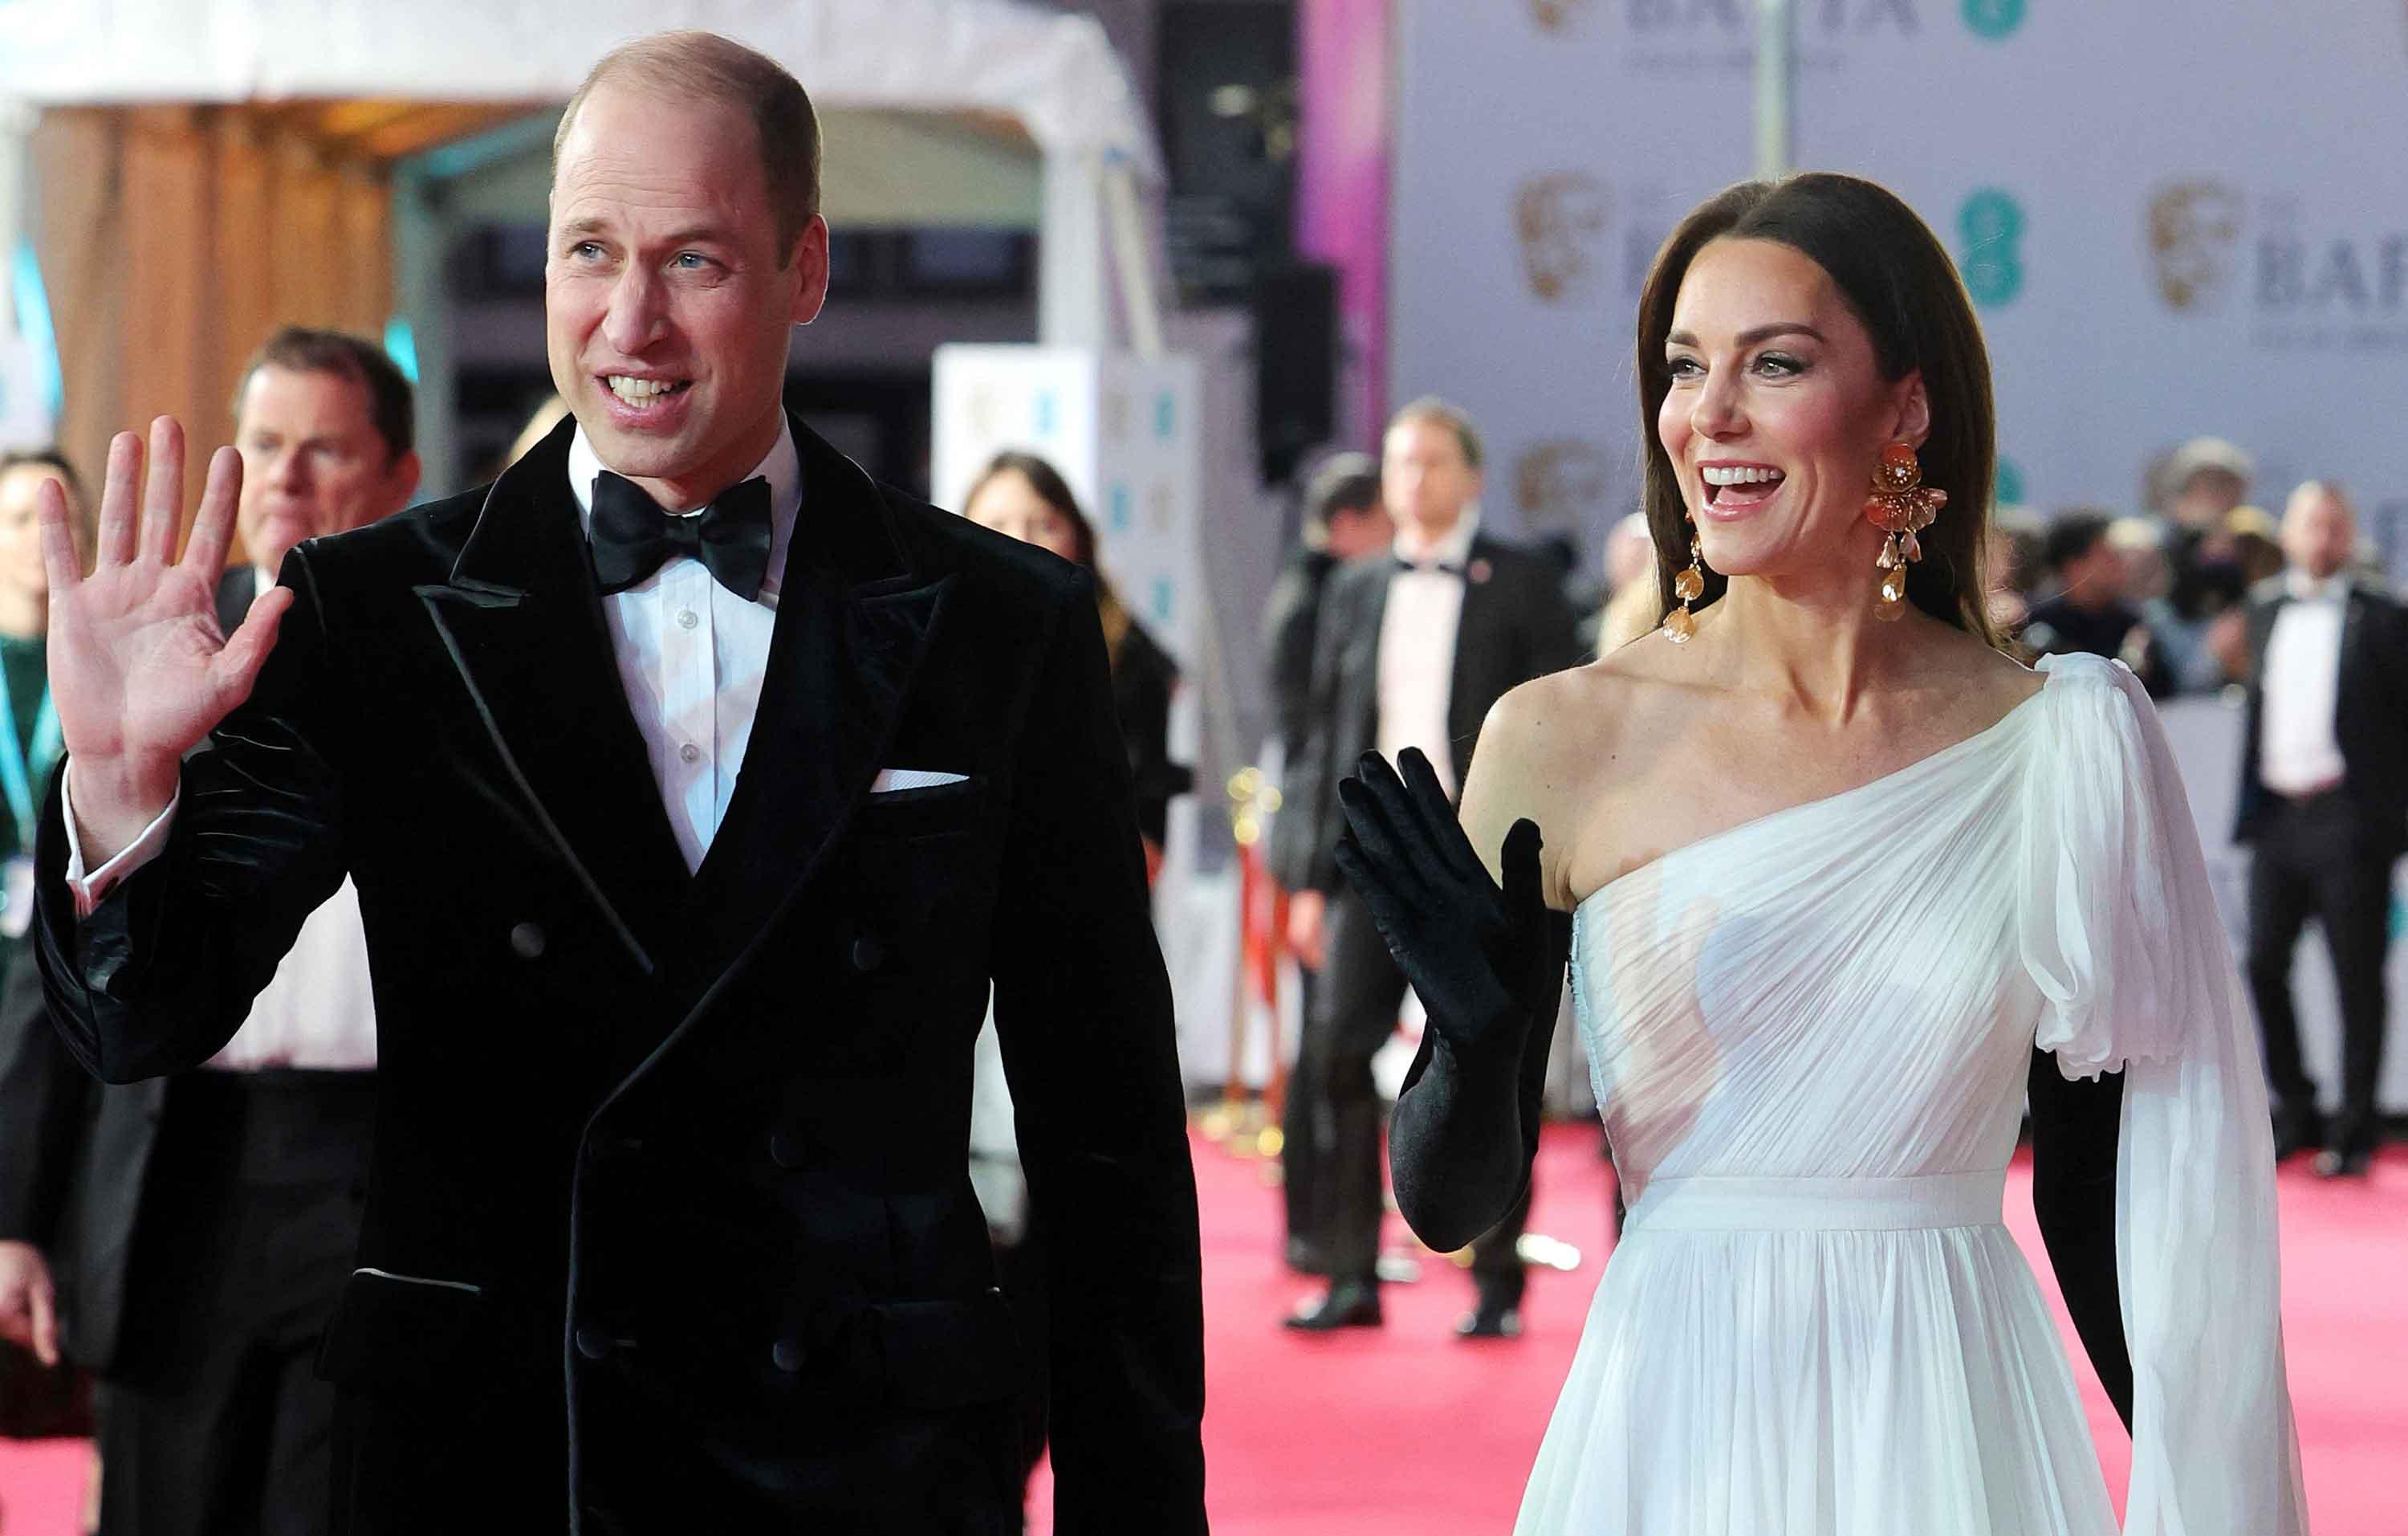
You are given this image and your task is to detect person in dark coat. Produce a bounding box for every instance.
[1259,453,1386,1275]
[2234,481,2408,1178]
[2020,509,2174,696]
[28,32,1203,1534]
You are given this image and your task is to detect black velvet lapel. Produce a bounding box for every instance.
[416,419,690,977]
[681,418,951,987]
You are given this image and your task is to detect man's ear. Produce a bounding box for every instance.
[789,214,831,327]
[384,451,423,519]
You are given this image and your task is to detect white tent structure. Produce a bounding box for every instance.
[0,0,1165,369]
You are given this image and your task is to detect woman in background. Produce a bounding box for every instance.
[0,451,87,980]
[962,450,1189,876]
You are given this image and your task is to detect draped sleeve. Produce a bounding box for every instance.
[2016,651,2307,1534]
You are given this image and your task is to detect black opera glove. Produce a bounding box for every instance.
[1332,747,1555,1061]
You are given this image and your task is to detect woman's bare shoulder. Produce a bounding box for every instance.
[1913,620,2047,723]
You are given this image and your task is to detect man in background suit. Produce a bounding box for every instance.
[214,328,421,633]
[0,327,411,1534]
[1275,398,1580,1336]
[31,33,1202,1532]
[1261,453,1386,1275]
[2235,481,2408,1179]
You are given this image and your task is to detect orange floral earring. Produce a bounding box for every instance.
[1864,442,1945,621]
[1662,520,1706,643]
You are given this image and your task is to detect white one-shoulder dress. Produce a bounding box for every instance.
[1517,654,2307,1535]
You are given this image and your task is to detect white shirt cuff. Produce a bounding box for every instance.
[60,764,181,919]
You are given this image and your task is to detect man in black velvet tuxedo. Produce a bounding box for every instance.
[1273,400,1581,1337]
[29,31,1204,1535]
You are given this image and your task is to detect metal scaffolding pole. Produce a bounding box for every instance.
[1755,0,1794,179]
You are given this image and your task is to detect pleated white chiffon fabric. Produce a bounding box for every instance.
[1518,653,2307,1535]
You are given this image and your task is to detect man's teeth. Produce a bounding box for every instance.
[608,377,682,404]
[1702,466,1784,487]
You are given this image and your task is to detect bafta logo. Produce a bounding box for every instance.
[2146,181,2243,313]
[1514,174,1610,304]
[1528,0,1597,33]
[1515,439,1613,533]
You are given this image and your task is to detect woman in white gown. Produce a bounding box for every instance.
[1333,173,2307,1534]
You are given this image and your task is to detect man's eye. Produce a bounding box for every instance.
[674,252,710,270]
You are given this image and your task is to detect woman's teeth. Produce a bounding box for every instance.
[1703,465,1784,504]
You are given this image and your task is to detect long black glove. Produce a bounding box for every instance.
[2028,1051,2133,1431]
[1333,748,1568,1253]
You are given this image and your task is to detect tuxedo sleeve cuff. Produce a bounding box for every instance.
[60,766,181,919]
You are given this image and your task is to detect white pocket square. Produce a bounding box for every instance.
[871,768,970,793]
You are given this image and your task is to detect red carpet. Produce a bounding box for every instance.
[1036,1125,2408,1534]
[6,1131,2402,1534]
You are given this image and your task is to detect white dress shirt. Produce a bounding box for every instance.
[2258,572,2349,796]
[202,875,377,1071]
[63,417,801,950]
[567,421,801,870]
[1376,508,1479,800]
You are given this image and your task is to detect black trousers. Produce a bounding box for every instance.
[2247,794,2396,1147]
[1279,968,1331,1265]
[100,1069,375,1536]
[1288,887,1529,1299]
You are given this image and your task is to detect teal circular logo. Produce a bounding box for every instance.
[1957,189,2026,309]
[1963,0,2025,39]
[1994,458,2026,508]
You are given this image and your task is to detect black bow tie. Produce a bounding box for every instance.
[1394,555,1463,577]
[588,471,774,601]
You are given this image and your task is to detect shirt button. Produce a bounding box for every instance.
[679,743,702,765]
[677,608,698,630]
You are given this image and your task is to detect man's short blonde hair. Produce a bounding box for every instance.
[2285,479,2357,525]
[554,31,823,256]
[1387,396,1485,471]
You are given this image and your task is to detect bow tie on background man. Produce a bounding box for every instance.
[1393,555,1463,577]
[589,471,774,600]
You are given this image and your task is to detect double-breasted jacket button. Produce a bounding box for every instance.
[768,1130,803,1169]
[848,932,885,973]
[574,1326,610,1360]
[509,922,546,959]
[771,1337,807,1374]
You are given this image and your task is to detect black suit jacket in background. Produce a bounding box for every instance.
[1272,534,1584,894]
[0,936,162,1379]
[1259,548,1338,761]
[34,416,1206,1534]
[2232,577,2408,854]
